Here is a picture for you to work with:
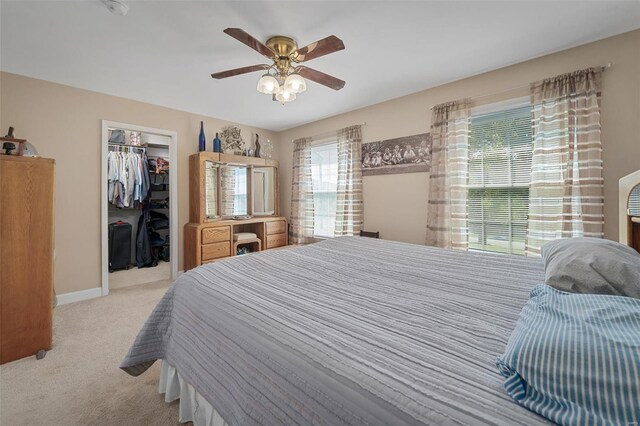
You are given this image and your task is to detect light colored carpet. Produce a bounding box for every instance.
[0,280,188,426]
[109,261,171,290]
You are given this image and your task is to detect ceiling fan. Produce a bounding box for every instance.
[211,28,346,104]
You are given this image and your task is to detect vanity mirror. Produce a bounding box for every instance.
[220,165,250,217]
[253,166,276,216]
[204,161,219,219]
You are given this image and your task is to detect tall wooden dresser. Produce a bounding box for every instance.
[0,156,55,364]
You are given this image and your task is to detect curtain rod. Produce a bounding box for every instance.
[428,63,611,110]
[301,122,368,142]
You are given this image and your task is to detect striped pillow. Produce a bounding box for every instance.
[497,284,640,426]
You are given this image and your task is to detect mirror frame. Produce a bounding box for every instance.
[190,152,279,223]
[252,166,278,217]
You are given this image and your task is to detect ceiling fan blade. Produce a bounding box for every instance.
[292,35,345,62]
[223,28,276,59]
[211,64,269,79]
[297,66,345,90]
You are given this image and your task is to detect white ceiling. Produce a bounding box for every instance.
[2,1,639,131]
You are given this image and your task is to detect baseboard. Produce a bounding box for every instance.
[56,287,103,306]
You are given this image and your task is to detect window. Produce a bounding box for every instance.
[468,105,532,255]
[310,142,338,238]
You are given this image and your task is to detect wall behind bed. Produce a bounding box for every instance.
[276,29,640,245]
[0,72,280,296]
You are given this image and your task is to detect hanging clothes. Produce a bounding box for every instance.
[136,201,157,268]
[107,149,150,208]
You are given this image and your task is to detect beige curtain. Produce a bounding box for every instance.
[289,137,315,244]
[335,125,364,236]
[426,100,471,249]
[220,166,236,217]
[526,68,603,256]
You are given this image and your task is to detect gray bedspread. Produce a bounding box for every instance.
[121,236,550,425]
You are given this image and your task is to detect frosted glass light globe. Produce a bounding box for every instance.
[275,88,296,103]
[257,75,279,94]
[284,74,307,94]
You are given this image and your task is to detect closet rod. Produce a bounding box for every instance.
[108,143,146,151]
[428,63,611,110]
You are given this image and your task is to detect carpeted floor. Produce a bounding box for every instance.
[0,279,188,426]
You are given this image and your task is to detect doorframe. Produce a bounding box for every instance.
[101,120,178,296]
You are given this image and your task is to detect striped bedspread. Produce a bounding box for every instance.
[122,236,550,425]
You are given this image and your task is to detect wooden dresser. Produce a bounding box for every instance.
[0,156,55,364]
[184,152,288,271]
[184,216,288,270]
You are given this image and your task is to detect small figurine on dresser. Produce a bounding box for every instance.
[1,127,38,157]
[254,134,261,158]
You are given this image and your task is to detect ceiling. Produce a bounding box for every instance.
[2,1,639,131]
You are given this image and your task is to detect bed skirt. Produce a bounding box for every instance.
[159,361,229,426]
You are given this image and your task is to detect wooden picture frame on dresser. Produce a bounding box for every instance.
[184,152,288,271]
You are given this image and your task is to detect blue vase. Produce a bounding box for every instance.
[198,121,206,152]
[213,132,221,153]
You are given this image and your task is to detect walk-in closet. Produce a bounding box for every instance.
[102,122,177,292]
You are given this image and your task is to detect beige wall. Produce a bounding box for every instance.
[0,72,279,294]
[276,30,640,245]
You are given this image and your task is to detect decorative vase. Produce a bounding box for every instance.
[198,121,206,152]
[213,132,221,153]
[254,134,261,158]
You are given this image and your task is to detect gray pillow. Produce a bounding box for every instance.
[541,237,640,298]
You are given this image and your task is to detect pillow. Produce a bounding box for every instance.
[541,237,640,298]
[497,285,640,426]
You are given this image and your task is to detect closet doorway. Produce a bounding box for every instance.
[101,121,178,296]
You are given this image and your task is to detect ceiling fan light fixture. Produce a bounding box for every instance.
[213,29,345,104]
[284,73,307,94]
[257,74,279,95]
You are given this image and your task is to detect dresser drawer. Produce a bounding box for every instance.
[202,241,231,261]
[202,226,231,244]
[266,233,287,249]
[266,220,286,235]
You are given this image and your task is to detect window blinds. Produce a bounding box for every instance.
[468,105,532,255]
[629,187,640,216]
[310,142,339,238]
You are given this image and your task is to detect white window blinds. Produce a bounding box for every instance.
[468,105,532,255]
[310,142,339,238]
[629,187,640,216]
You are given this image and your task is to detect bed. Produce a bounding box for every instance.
[122,236,550,425]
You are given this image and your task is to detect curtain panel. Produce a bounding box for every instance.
[526,68,604,256]
[220,166,236,217]
[426,100,471,249]
[335,125,364,237]
[289,137,316,244]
